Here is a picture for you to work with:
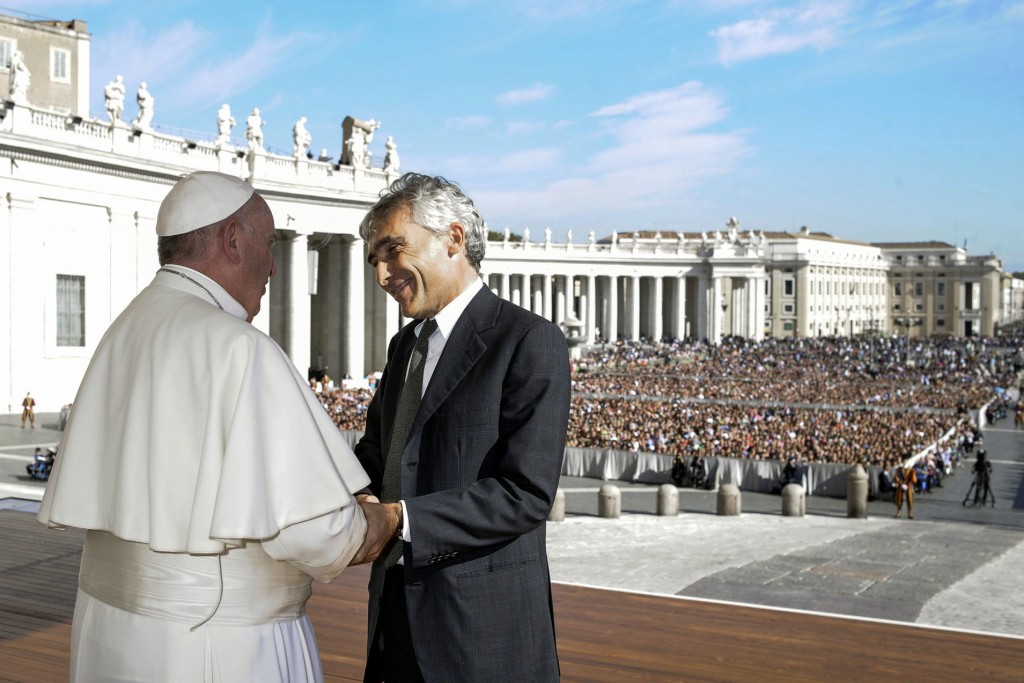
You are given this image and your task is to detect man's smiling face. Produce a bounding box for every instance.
[367,209,464,320]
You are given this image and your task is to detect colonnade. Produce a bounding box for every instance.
[483,270,767,345]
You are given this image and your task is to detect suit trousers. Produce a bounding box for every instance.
[367,566,424,683]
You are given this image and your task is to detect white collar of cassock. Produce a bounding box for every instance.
[154,266,249,320]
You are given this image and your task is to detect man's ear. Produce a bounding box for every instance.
[221,219,243,264]
[447,221,466,257]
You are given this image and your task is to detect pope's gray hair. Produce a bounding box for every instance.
[358,172,487,271]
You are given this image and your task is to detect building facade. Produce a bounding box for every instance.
[0,13,89,117]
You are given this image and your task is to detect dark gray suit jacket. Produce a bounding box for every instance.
[355,286,570,682]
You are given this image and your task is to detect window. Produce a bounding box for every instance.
[783,279,794,296]
[57,274,85,346]
[51,47,70,83]
[914,303,924,312]
[937,303,946,313]
[914,282,924,297]
[783,303,795,314]
[894,283,902,296]
[893,303,902,311]
[937,318,946,327]
[937,282,946,297]
[0,38,12,69]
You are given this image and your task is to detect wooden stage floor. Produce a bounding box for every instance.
[2,511,1022,682]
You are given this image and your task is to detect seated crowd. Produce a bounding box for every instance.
[315,334,1018,467]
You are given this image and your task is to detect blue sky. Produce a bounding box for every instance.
[12,0,1024,269]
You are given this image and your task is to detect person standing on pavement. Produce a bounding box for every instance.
[21,392,35,428]
[893,462,917,519]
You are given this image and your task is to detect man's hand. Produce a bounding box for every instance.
[349,494,402,566]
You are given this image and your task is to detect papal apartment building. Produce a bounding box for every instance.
[1,11,1019,413]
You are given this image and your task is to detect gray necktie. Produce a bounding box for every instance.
[379,318,437,569]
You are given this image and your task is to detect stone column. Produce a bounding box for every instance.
[797,266,811,337]
[630,275,641,341]
[585,274,596,343]
[342,236,366,379]
[607,275,619,343]
[500,272,510,301]
[554,276,565,325]
[652,276,664,342]
[696,275,709,342]
[564,275,575,322]
[711,276,723,344]
[385,293,401,344]
[285,230,312,377]
[320,238,344,379]
[0,193,17,410]
[674,275,687,340]
[543,273,553,321]
[747,278,758,339]
[754,277,766,341]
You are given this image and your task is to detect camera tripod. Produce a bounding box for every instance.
[962,473,995,507]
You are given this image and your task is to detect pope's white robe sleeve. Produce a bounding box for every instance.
[261,503,367,583]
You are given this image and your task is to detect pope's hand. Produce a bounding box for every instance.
[349,494,402,566]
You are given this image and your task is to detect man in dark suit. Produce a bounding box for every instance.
[350,173,570,682]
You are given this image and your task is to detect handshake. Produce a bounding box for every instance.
[349,494,402,566]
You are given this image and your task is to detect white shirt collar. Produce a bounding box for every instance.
[154,266,249,321]
[421,278,484,340]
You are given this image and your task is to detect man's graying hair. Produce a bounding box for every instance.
[359,173,487,271]
[157,198,257,266]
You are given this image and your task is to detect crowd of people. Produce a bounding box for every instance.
[571,335,1021,410]
[316,334,1021,467]
[566,397,956,465]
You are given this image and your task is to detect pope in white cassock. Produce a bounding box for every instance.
[37,171,391,682]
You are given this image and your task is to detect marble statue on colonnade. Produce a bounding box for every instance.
[727,216,740,243]
[246,107,264,151]
[104,75,125,124]
[341,115,380,168]
[215,104,235,146]
[8,49,30,104]
[383,135,400,173]
[293,116,312,158]
[132,82,154,132]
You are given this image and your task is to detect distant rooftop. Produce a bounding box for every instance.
[872,241,956,249]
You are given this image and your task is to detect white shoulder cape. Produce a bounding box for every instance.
[37,270,370,554]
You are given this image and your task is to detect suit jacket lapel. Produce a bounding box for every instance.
[413,288,498,431]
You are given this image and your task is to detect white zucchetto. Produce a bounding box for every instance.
[156,171,256,237]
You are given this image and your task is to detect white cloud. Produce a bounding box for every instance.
[710,2,848,65]
[445,115,493,129]
[90,19,309,121]
[506,120,546,135]
[473,82,751,230]
[1005,1,1024,19]
[496,83,556,107]
[496,148,564,174]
